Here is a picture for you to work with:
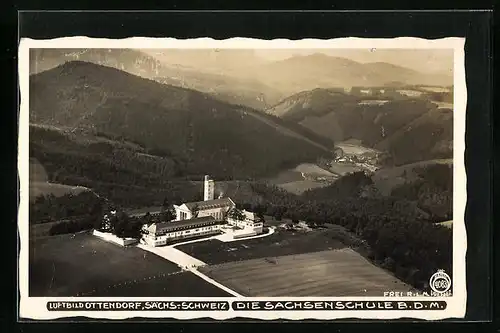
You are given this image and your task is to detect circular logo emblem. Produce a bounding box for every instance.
[429,270,451,294]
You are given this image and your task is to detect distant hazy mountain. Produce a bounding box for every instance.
[254,49,454,75]
[267,87,453,165]
[145,51,453,96]
[29,49,283,110]
[244,53,453,95]
[29,61,330,179]
[30,49,452,110]
[141,49,266,75]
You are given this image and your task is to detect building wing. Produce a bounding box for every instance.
[183,197,235,212]
[155,216,220,233]
[243,210,257,222]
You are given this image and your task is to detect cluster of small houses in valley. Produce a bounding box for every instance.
[95,175,265,247]
[333,149,380,165]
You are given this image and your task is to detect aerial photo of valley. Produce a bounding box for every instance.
[27,47,454,298]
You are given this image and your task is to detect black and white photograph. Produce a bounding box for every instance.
[18,37,466,320]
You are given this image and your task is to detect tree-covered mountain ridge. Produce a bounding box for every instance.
[29,61,333,181]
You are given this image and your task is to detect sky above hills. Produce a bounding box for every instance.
[253,49,453,75]
[142,48,453,75]
[30,47,454,110]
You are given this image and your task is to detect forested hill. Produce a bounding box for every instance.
[29,48,283,110]
[29,61,331,180]
[228,172,452,291]
[245,54,452,95]
[266,87,453,166]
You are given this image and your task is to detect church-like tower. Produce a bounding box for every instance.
[204,175,215,201]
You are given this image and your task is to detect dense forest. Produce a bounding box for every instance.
[240,106,334,149]
[98,211,144,239]
[29,163,453,291]
[390,163,453,221]
[29,191,105,236]
[233,172,452,291]
[28,123,272,208]
[30,191,174,238]
[29,62,330,180]
[30,191,105,225]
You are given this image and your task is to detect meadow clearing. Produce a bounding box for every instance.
[199,249,412,297]
[328,163,363,176]
[292,163,336,176]
[277,180,332,195]
[176,227,347,265]
[335,141,381,156]
[29,232,231,297]
[269,163,339,195]
[29,158,89,202]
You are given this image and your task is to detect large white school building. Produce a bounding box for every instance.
[141,175,264,247]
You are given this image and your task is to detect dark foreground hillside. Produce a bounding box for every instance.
[29,61,330,179]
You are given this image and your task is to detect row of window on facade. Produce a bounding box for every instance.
[153,226,219,240]
[156,221,220,235]
[212,211,224,220]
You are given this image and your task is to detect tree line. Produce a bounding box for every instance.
[30,191,104,225]
[30,122,330,209]
[391,163,453,221]
[33,192,107,236]
[235,172,452,291]
[30,162,452,291]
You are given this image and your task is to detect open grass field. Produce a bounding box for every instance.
[29,182,90,202]
[270,172,333,195]
[29,157,90,201]
[269,170,304,185]
[199,249,412,297]
[335,141,381,155]
[29,232,230,297]
[176,228,346,265]
[372,158,453,195]
[293,163,335,176]
[328,162,362,176]
[79,271,231,297]
[271,164,336,184]
[277,180,332,195]
[269,163,338,194]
